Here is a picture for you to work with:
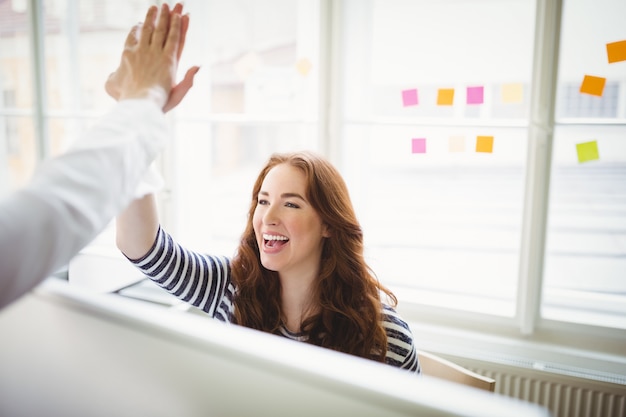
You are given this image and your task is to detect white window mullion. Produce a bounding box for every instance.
[516,0,563,335]
[27,0,49,160]
[317,0,343,164]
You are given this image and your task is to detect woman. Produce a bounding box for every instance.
[117,151,419,373]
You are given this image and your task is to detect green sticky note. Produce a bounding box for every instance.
[576,141,600,163]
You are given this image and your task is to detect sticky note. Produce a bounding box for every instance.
[466,86,484,105]
[437,89,455,106]
[476,136,494,153]
[295,58,312,76]
[576,140,599,163]
[606,40,626,64]
[579,75,606,97]
[233,51,260,80]
[501,83,523,103]
[448,136,465,153]
[412,138,426,154]
[402,89,419,106]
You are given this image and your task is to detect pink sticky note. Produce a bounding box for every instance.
[412,138,426,154]
[402,89,419,106]
[467,86,484,105]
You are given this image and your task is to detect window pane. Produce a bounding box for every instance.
[42,0,152,153]
[0,2,36,193]
[164,0,321,253]
[0,116,37,194]
[341,0,536,316]
[179,0,319,118]
[170,121,318,253]
[544,0,626,329]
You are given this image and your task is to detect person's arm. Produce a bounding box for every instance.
[115,193,160,260]
[0,4,187,310]
[111,5,199,260]
[0,100,166,309]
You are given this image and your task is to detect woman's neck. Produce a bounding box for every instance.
[279,271,317,333]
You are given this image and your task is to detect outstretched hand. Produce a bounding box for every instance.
[105,3,199,111]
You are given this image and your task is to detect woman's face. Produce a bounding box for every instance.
[252,163,329,279]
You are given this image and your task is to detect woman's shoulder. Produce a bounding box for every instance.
[381,303,420,373]
[381,303,411,330]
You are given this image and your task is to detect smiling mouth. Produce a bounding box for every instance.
[263,233,289,248]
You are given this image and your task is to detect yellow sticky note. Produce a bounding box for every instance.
[579,75,606,97]
[448,136,465,153]
[476,136,494,153]
[606,40,626,64]
[437,88,455,106]
[576,141,600,163]
[233,51,260,80]
[501,83,523,103]
[295,58,312,76]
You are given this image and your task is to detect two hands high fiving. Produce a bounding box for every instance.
[105,3,199,112]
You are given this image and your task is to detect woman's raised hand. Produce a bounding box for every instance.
[105,3,199,111]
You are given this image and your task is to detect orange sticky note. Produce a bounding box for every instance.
[437,88,455,106]
[579,75,606,97]
[476,136,494,153]
[501,83,523,103]
[606,40,626,64]
[576,140,600,163]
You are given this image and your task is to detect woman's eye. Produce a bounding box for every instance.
[257,199,269,205]
[285,202,300,209]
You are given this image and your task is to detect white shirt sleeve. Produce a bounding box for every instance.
[0,99,168,310]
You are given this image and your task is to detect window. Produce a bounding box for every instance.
[163,0,321,251]
[339,0,535,317]
[543,0,626,329]
[3,0,625,364]
[0,1,36,193]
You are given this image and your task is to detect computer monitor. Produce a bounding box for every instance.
[0,278,551,417]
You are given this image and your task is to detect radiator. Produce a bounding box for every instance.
[459,359,626,417]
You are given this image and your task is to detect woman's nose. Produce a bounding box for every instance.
[263,204,279,225]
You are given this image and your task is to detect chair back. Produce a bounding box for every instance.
[418,350,496,392]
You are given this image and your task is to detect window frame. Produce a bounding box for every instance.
[323,0,626,362]
[15,0,626,374]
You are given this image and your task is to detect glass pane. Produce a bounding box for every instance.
[179,0,319,118]
[164,0,321,253]
[0,116,37,194]
[544,0,626,329]
[341,0,536,316]
[42,0,152,152]
[170,121,318,254]
[0,2,36,193]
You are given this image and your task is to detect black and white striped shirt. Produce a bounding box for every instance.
[130,226,420,374]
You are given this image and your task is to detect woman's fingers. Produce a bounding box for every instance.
[163,66,200,113]
[151,3,171,49]
[162,12,182,59]
[172,3,183,15]
[178,13,190,61]
[124,23,140,50]
[106,2,194,110]
[139,5,158,48]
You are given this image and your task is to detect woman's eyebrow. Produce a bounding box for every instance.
[258,191,306,201]
[281,192,306,201]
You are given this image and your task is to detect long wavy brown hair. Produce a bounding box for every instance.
[231,151,397,362]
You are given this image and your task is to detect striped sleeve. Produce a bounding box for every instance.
[128,226,235,321]
[382,304,421,374]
